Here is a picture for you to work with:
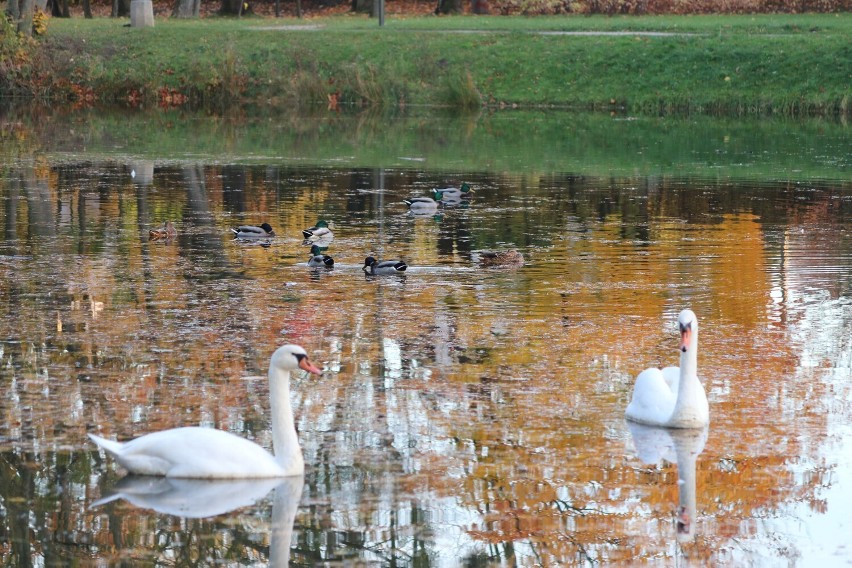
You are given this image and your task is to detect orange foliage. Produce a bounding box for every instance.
[0,163,844,564]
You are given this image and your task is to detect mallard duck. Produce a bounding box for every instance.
[302,220,334,241]
[307,245,334,268]
[149,220,177,240]
[478,250,525,268]
[363,256,408,275]
[436,182,473,200]
[232,223,275,238]
[404,192,443,213]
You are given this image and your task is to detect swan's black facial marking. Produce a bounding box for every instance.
[294,353,307,363]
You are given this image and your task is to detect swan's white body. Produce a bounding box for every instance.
[89,344,320,479]
[626,310,709,429]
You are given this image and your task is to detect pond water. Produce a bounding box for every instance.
[0,108,850,566]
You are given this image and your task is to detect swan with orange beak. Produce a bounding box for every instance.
[626,310,709,429]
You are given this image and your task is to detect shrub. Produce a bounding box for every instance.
[32,9,48,36]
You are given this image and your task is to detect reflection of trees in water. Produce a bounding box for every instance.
[0,162,849,564]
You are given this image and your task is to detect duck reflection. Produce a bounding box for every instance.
[93,476,304,564]
[627,422,708,541]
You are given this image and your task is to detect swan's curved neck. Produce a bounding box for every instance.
[269,368,304,475]
[670,324,704,426]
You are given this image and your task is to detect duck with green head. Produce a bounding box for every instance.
[435,182,473,201]
[302,220,334,241]
[363,256,408,275]
[307,245,334,268]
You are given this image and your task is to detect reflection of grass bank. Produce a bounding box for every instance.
[9,14,851,115]
[10,108,850,181]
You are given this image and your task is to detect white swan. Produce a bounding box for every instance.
[625,309,709,428]
[88,344,321,478]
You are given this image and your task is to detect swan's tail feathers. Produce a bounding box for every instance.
[88,433,124,457]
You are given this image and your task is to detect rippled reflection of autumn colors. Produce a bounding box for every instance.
[0,153,850,565]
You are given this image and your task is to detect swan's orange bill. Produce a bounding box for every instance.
[679,327,692,352]
[299,357,322,375]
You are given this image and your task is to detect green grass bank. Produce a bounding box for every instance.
[4,13,851,115]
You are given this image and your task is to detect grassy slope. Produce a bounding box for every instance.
[36,14,852,114]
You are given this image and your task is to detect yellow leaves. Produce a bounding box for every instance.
[32,9,48,37]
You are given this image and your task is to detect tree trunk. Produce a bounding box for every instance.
[220,0,249,15]
[6,0,36,35]
[112,0,130,16]
[172,0,199,17]
[471,0,489,13]
[352,0,372,13]
[5,0,19,19]
[435,0,462,14]
[371,0,383,20]
[83,0,92,17]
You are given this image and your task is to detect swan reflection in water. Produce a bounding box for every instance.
[92,475,304,565]
[627,422,708,541]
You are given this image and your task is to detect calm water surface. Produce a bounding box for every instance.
[0,109,850,566]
